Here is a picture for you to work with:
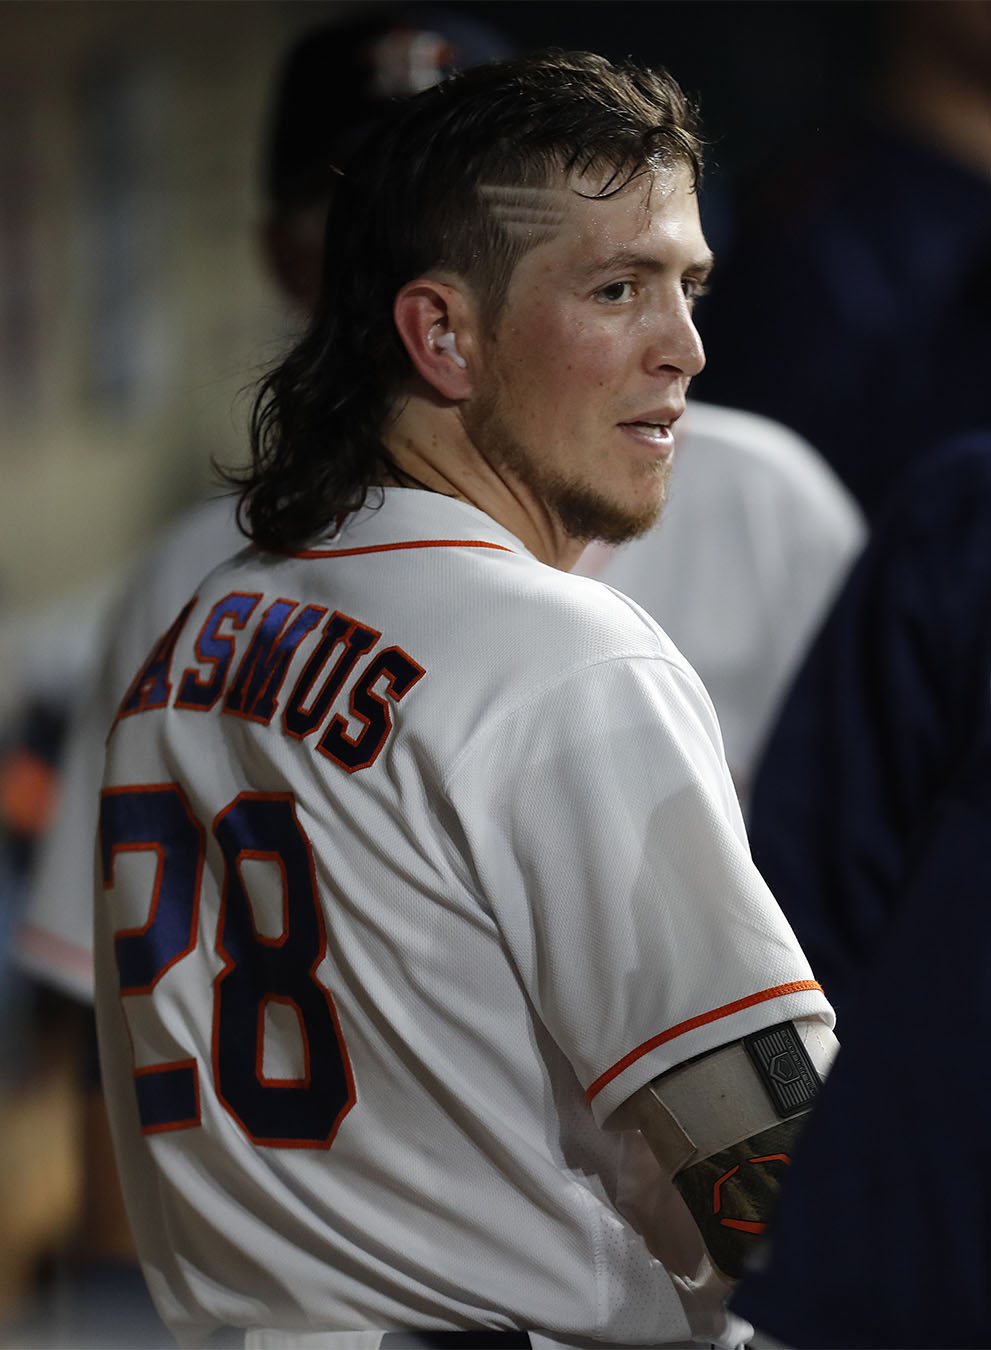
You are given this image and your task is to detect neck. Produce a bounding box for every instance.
[382,388,586,571]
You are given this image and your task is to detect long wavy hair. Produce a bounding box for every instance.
[236,51,703,553]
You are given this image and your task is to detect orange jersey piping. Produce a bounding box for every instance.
[293,539,517,560]
[586,980,824,1104]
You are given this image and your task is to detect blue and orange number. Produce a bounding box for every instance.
[99,784,354,1147]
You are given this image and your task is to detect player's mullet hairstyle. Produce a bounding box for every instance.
[238,51,703,553]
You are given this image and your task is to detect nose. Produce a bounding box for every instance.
[644,297,706,379]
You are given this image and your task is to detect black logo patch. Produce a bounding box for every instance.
[743,1022,821,1118]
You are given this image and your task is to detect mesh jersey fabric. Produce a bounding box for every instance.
[94,489,830,1346]
[18,402,864,994]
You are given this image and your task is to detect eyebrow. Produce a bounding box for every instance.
[578,248,715,282]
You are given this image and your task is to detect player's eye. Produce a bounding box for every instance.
[682,276,710,307]
[594,280,635,304]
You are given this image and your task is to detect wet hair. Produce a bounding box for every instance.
[237,51,703,552]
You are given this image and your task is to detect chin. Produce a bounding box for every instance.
[551,469,669,546]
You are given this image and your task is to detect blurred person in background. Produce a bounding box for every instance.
[693,0,991,520]
[747,429,991,1025]
[736,744,991,1348]
[733,430,991,1346]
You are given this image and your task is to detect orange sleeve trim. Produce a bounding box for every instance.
[585,979,824,1104]
[294,539,517,560]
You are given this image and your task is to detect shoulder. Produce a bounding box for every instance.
[678,402,863,530]
[895,430,991,509]
[100,496,246,705]
[111,494,246,650]
[680,399,819,464]
[855,431,991,581]
[128,495,245,594]
[485,548,690,670]
[442,557,728,779]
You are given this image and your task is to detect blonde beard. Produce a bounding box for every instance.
[464,389,670,545]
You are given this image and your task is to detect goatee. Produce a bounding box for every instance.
[464,391,669,546]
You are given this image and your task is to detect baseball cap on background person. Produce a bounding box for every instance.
[261,6,517,306]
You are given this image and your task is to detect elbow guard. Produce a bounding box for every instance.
[631,1018,838,1280]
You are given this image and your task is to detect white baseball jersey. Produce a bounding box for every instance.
[16,404,862,1005]
[94,488,832,1348]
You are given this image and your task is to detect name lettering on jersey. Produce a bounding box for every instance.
[283,612,380,740]
[112,592,426,771]
[114,597,199,728]
[176,593,261,712]
[316,644,425,773]
[225,600,326,724]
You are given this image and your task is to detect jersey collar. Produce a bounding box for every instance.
[297,488,536,560]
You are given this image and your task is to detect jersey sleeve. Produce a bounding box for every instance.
[445,651,832,1127]
[11,674,113,1002]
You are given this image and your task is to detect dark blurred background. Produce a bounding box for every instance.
[458,0,884,185]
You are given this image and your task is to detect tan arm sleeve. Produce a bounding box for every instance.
[629,1018,838,1280]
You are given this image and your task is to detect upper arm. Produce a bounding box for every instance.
[630,1017,839,1279]
[448,652,833,1123]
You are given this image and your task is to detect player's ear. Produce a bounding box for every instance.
[393,278,477,401]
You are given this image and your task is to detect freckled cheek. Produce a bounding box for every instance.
[542,315,620,392]
[502,309,619,427]
[505,330,576,413]
[562,341,627,400]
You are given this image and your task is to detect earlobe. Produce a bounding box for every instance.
[393,279,474,400]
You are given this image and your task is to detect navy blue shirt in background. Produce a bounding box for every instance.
[735,432,991,1344]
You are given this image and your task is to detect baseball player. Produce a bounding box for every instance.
[17,415,862,1004]
[94,52,835,1350]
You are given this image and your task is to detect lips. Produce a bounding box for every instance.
[618,404,685,434]
[624,421,672,441]
[617,406,683,455]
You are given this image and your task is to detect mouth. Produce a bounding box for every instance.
[623,420,672,440]
[618,402,685,456]
[617,411,681,455]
